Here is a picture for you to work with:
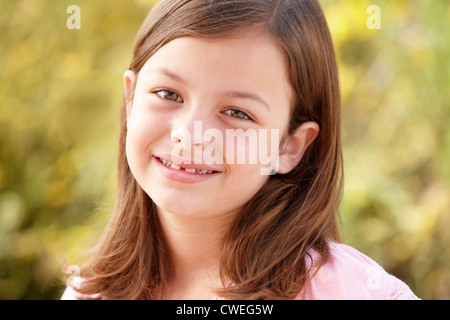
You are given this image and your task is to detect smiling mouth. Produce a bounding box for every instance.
[156,157,218,175]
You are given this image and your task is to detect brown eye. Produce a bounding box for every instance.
[225,109,251,121]
[156,90,182,102]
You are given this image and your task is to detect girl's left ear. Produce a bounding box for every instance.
[276,121,320,174]
[123,70,137,119]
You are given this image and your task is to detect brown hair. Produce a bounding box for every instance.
[72,0,343,300]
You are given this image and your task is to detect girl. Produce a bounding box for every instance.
[62,0,418,300]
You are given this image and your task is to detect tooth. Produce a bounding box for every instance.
[171,163,181,170]
[185,168,196,173]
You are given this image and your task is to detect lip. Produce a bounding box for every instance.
[153,155,222,184]
[155,154,222,171]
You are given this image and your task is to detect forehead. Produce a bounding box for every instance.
[138,31,292,97]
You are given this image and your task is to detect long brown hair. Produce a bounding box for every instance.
[72,0,343,300]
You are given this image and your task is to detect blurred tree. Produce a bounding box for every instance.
[0,0,157,299]
[323,0,450,299]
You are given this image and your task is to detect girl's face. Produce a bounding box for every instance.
[125,29,295,220]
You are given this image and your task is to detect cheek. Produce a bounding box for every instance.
[223,134,271,195]
[125,125,147,182]
[126,117,149,155]
[222,129,281,174]
[125,108,166,170]
[226,164,269,208]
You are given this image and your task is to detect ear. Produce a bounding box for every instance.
[123,70,137,119]
[276,121,319,174]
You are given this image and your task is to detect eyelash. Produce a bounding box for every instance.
[152,88,183,102]
[151,88,254,121]
[223,109,253,121]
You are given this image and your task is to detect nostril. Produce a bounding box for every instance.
[170,127,191,144]
[171,134,182,143]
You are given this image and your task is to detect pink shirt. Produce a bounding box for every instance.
[61,242,419,300]
[295,242,418,300]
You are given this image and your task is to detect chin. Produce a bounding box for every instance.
[151,194,214,218]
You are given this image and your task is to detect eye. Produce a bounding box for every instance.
[154,89,183,102]
[224,108,253,121]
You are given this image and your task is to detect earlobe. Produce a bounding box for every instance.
[276,121,320,174]
[123,70,137,119]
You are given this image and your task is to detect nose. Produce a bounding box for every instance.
[170,109,210,162]
[170,120,204,149]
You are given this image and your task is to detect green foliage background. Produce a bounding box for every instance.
[0,0,448,299]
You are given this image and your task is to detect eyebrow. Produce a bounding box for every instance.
[225,91,270,111]
[147,67,271,110]
[148,67,187,84]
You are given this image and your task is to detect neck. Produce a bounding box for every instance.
[156,207,236,298]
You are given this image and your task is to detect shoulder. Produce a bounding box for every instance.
[295,242,419,300]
